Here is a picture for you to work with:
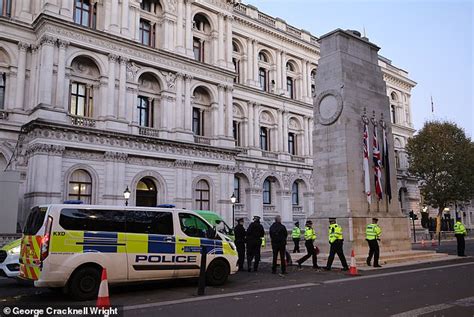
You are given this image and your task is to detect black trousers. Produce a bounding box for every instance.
[326,240,348,269]
[236,242,246,269]
[456,234,466,256]
[366,239,380,265]
[272,243,287,273]
[297,240,318,268]
[293,238,300,253]
[246,240,261,270]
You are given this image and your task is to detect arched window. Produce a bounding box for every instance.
[195,180,210,210]
[260,126,269,151]
[258,51,271,92]
[391,92,398,101]
[292,182,299,205]
[68,169,92,204]
[140,0,161,12]
[286,77,294,99]
[234,176,240,203]
[192,87,213,138]
[288,132,296,155]
[286,61,297,99]
[263,179,271,204]
[258,52,268,62]
[136,177,157,207]
[193,14,211,63]
[69,56,100,118]
[137,73,161,128]
[232,40,243,84]
[259,68,268,91]
[74,0,97,28]
[0,72,5,110]
[391,105,397,124]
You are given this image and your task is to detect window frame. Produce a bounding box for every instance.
[260,126,269,151]
[193,37,204,62]
[259,67,268,92]
[234,176,240,203]
[137,96,153,127]
[192,107,204,135]
[195,180,210,210]
[67,170,93,204]
[74,0,96,28]
[292,182,299,206]
[0,72,5,110]
[69,82,93,117]
[288,132,296,155]
[233,120,241,146]
[286,76,294,99]
[139,19,155,47]
[263,179,271,205]
[178,212,211,238]
[391,105,397,124]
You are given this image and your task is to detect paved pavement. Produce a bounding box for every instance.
[0,240,472,317]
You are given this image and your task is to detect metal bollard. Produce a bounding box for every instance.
[197,244,207,296]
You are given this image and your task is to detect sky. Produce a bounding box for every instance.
[246,0,473,137]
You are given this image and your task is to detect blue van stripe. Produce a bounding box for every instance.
[83,245,117,253]
[84,232,118,239]
[148,235,175,254]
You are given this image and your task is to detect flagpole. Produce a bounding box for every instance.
[362,108,371,213]
[381,116,389,213]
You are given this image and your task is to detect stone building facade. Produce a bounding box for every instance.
[0,0,419,230]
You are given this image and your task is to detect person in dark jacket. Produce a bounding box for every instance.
[234,218,246,271]
[270,215,288,274]
[246,215,265,272]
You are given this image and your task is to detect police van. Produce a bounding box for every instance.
[19,204,238,300]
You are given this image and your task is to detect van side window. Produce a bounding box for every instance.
[179,213,210,238]
[59,209,126,232]
[23,207,48,235]
[126,211,173,235]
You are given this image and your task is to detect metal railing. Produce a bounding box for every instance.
[139,127,160,137]
[69,115,96,127]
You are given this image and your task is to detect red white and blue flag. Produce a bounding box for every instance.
[382,125,392,203]
[363,122,371,204]
[372,126,383,200]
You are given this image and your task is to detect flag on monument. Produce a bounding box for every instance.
[372,125,383,200]
[382,125,392,203]
[363,122,371,204]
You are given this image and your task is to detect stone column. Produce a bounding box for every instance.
[38,35,56,106]
[162,15,173,51]
[277,110,284,152]
[217,85,225,136]
[129,85,138,125]
[217,13,225,66]
[248,188,263,219]
[303,116,310,156]
[225,15,233,68]
[134,7,140,40]
[121,0,130,35]
[276,50,282,91]
[253,103,260,147]
[246,38,253,85]
[247,102,254,147]
[107,54,118,119]
[15,42,29,110]
[54,40,68,110]
[253,40,259,84]
[282,110,289,152]
[211,102,219,137]
[185,0,193,57]
[302,60,308,99]
[161,95,175,136]
[110,0,119,32]
[307,63,313,101]
[118,57,128,120]
[226,86,233,138]
[281,52,287,94]
[27,45,38,110]
[176,0,185,53]
[308,118,313,156]
[175,73,184,130]
[184,75,193,131]
[212,32,219,65]
[280,190,292,222]
[298,75,304,101]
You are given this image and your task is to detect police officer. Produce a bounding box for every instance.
[454,218,467,257]
[296,220,319,269]
[292,222,301,253]
[366,217,382,267]
[234,218,246,271]
[325,218,349,271]
[246,216,265,272]
[269,215,288,274]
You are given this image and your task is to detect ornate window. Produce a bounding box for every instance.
[391,105,397,124]
[258,52,268,62]
[286,77,294,99]
[68,169,92,204]
[286,61,297,99]
[288,132,296,155]
[233,58,240,83]
[292,182,299,206]
[139,19,155,47]
[234,176,240,203]
[259,68,268,92]
[195,180,210,210]
[193,38,204,62]
[260,127,269,151]
[70,82,93,117]
[74,0,97,28]
[233,120,241,146]
[263,179,271,204]
[0,72,5,110]
[137,96,153,127]
[192,107,203,135]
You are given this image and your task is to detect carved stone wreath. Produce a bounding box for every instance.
[314,89,343,126]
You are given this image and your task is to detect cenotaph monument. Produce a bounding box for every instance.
[311,29,412,256]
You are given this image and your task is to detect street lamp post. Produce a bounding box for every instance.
[230,193,237,229]
[123,186,131,206]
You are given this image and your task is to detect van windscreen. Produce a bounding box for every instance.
[23,207,48,235]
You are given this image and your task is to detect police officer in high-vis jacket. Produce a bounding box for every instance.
[296,220,319,269]
[325,218,349,271]
[454,218,467,257]
[292,222,301,253]
[366,217,382,267]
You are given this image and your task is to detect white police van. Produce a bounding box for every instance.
[20,204,238,300]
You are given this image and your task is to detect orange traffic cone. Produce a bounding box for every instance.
[431,238,437,247]
[421,238,426,248]
[348,250,359,276]
[96,268,110,308]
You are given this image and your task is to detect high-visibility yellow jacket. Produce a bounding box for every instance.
[304,226,316,241]
[292,227,301,239]
[454,221,467,236]
[329,224,343,243]
[366,224,382,240]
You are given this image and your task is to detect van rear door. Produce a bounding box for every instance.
[20,206,48,280]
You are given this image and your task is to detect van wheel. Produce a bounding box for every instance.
[68,266,101,301]
[206,260,229,286]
